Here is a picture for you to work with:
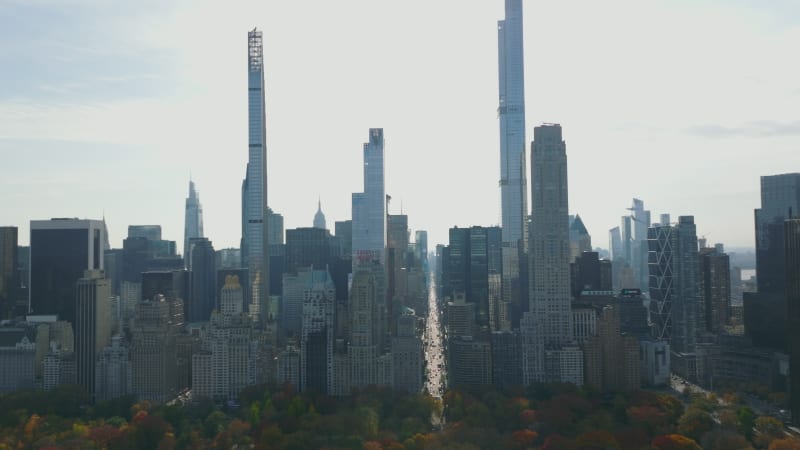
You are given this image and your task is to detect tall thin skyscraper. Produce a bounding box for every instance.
[498,0,528,246]
[241,28,269,324]
[184,180,204,268]
[351,128,386,268]
[75,270,111,401]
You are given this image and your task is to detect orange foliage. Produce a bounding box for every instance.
[770,437,800,450]
[651,434,702,450]
[510,429,538,448]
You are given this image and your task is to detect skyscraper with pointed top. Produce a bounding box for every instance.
[498,0,528,246]
[184,180,204,268]
[313,200,327,230]
[241,28,269,324]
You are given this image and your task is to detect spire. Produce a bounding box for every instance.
[313,197,327,230]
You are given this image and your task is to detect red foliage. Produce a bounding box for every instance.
[132,410,149,423]
[651,434,702,450]
[510,429,539,448]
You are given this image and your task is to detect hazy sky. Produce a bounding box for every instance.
[1,0,798,251]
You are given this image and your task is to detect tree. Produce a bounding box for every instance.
[769,437,800,450]
[737,407,756,440]
[651,434,702,450]
[754,416,786,449]
[700,429,753,450]
[573,430,621,450]
[676,407,714,441]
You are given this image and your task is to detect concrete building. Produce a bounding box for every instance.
[641,340,670,387]
[95,335,132,402]
[446,293,475,338]
[392,310,424,393]
[275,345,300,389]
[74,270,111,400]
[448,336,492,388]
[0,325,36,392]
[523,124,580,384]
[300,270,335,394]
[583,306,640,392]
[131,296,178,403]
[42,343,76,390]
[699,245,731,333]
[348,268,388,389]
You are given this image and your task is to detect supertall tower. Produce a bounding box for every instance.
[183,180,204,268]
[351,128,386,268]
[498,0,528,246]
[241,28,269,324]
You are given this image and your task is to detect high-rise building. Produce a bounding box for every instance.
[491,331,522,388]
[648,216,699,354]
[699,244,731,334]
[583,305,641,392]
[131,296,178,402]
[0,325,36,393]
[285,227,330,274]
[0,227,18,320]
[300,270,335,393]
[756,173,800,294]
[29,219,105,325]
[313,200,327,230]
[241,28,269,325]
[785,219,800,424]
[392,309,423,393]
[448,336,492,387]
[568,215,592,262]
[522,124,578,384]
[75,270,111,400]
[352,128,386,268]
[348,267,388,389]
[570,251,612,300]
[497,0,528,246]
[128,225,162,241]
[189,238,216,322]
[184,180,205,268]
[95,335,131,402]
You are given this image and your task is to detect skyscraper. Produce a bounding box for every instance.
[313,200,327,230]
[189,238,216,323]
[0,227,18,320]
[497,0,528,246]
[352,128,386,268]
[527,124,573,347]
[241,28,269,324]
[29,219,105,325]
[784,219,800,424]
[75,270,111,400]
[648,216,699,354]
[522,124,579,384]
[184,180,204,268]
[756,173,800,294]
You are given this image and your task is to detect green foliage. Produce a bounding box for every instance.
[737,406,757,440]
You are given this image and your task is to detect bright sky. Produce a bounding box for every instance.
[1,0,798,251]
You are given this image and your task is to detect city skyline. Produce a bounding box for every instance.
[2,1,799,250]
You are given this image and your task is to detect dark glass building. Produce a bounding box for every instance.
[0,227,18,320]
[285,227,330,274]
[189,238,216,322]
[784,219,800,424]
[29,219,105,325]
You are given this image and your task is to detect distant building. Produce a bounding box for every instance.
[352,129,386,268]
[641,340,670,387]
[446,293,475,338]
[0,227,19,320]
[75,270,111,400]
[785,219,800,424]
[285,228,330,274]
[570,251,612,300]
[42,343,76,390]
[648,216,700,354]
[0,325,35,392]
[582,305,641,392]
[699,245,731,333]
[313,200,327,230]
[189,238,216,322]
[448,336,492,388]
[568,215,592,262]
[95,335,132,402]
[183,181,205,268]
[300,270,335,393]
[491,331,522,388]
[131,296,178,403]
[30,219,105,325]
[392,310,424,393]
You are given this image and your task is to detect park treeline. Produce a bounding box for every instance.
[0,383,798,449]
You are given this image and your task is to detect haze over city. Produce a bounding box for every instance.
[2,0,799,248]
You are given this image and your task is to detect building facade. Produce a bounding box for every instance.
[75,270,111,400]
